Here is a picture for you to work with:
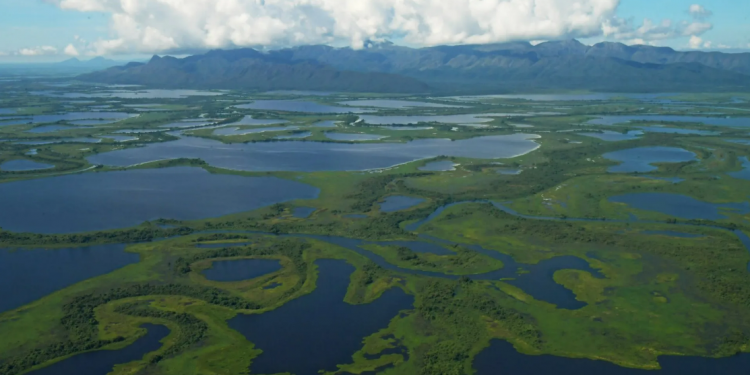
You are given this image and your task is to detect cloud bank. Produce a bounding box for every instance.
[46,0,622,55]
[35,1,719,55]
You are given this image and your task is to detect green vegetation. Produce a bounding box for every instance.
[1,86,750,375]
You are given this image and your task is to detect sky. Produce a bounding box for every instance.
[0,0,748,62]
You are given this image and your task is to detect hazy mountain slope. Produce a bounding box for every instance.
[78,50,430,93]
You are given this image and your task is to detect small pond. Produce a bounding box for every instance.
[228,260,413,375]
[579,130,643,142]
[0,244,137,313]
[202,259,282,282]
[325,132,387,141]
[236,100,371,114]
[603,147,697,173]
[729,157,750,180]
[609,193,750,220]
[293,207,317,218]
[88,134,540,172]
[379,196,426,212]
[0,159,54,172]
[0,167,319,233]
[473,339,750,375]
[275,131,312,139]
[419,160,457,171]
[27,324,169,375]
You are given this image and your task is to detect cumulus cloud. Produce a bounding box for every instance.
[17,46,58,56]
[688,4,712,20]
[44,0,622,54]
[64,44,80,56]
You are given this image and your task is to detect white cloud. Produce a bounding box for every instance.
[44,0,623,54]
[688,4,712,20]
[64,44,80,56]
[688,35,716,49]
[17,46,58,56]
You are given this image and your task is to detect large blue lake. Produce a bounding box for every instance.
[603,147,697,173]
[0,244,138,313]
[236,100,371,113]
[338,99,464,109]
[229,260,413,375]
[87,134,540,172]
[0,167,319,233]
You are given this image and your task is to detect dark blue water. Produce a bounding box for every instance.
[87,134,540,172]
[588,115,750,127]
[609,193,750,220]
[325,132,387,141]
[293,207,316,218]
[27,324,169,375]
[0,159,54,171]
[236,100,371,114]
[580,130,644,142]
[202,259,282,282]
[603,147,697,173]
[380,196,426,212]
[229,260,413,375]
[642,230,704,238]
[295,234,602,309]
[0,244,137,313]
[474,339,750,375]
[0,167,319,233]
[729,157,750,180]
[419,160,457,171]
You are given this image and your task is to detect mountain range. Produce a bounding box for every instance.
[79,40,750,93]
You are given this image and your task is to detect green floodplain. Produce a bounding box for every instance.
[0,84,749,375]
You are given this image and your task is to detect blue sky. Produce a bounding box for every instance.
[0,0,748,62]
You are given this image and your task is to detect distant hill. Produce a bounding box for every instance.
[78,50,431,93]
[79,40,750,93]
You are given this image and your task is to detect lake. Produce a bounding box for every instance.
[609,193,750,220]
[639,126,718,135]
[313,120,338,128]
[87,134,541,172]
[603,147,697,173]
[379,196,425,212]
[359,113,547,125]
[0,167,319,233]
[325,132,387,141]
[236,100,371,113]
[419,160,457,171]
[473,339,750,375]
[579,130,644,142]
[0,159,54,171]
[27,324,169,375]
[338,99,464,109]
[588,115,750,127]
[0,244,138,313]
[202,259,282,282]
[26,125,77,133]
[229,260,414,375]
